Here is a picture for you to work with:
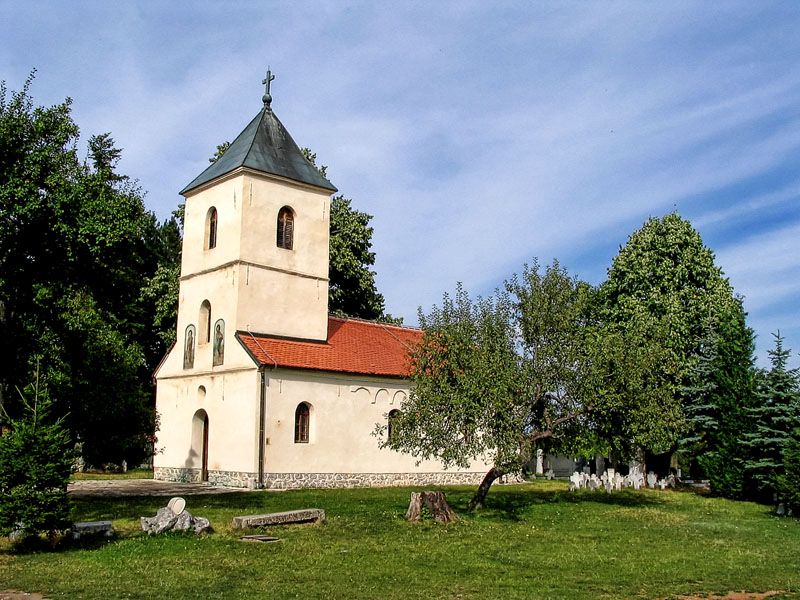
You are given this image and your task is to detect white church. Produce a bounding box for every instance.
[153,76,489,488]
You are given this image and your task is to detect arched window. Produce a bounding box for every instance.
[199,300,211,344]
[277,207,294,250]
[388,409,401,442]
[294,402,310,443]
[206,207,218,250]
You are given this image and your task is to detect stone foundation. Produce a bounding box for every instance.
[154,467,486,489]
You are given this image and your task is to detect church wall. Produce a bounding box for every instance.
[181,174,243,277]
[239,174,330,282]
[235,173,330,341]
[261,368,491,486]
[235,266,327,339]
[154,366,261,487]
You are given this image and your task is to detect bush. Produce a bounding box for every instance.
[0,378,74,541]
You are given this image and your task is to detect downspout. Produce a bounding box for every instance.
[258,366,267,488]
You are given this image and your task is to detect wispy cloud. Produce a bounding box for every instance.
[2,1,799,364]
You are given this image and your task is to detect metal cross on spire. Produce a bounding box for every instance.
[262,68,276,108]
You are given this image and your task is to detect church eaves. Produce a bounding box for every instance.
[180,77,337,195]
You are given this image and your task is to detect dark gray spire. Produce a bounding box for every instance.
[180,77,337,195]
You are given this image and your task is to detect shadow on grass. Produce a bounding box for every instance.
[452,486,666,522]
[69,485,672,528]
[5,531,119,555]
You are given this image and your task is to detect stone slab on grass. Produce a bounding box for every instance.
[71,520,114,540]
[232,508,325,529]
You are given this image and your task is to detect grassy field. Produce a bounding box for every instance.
[1,481,799,599]
[70,468,154,481]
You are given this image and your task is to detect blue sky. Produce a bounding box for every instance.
[2,2,799,365]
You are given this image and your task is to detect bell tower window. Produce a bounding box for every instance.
[206,207,218,250]
[277,206,294,250]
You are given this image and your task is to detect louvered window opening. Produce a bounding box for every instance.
[208,207,218,249]
[277,208,294,250]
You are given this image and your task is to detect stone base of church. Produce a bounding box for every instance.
[154,467,487,489]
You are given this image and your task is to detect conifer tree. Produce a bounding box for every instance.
[776,429,800,511]
[0,368,74,541]
[681,302,757,497]
[744,333,800,501]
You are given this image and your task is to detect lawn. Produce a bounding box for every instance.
[1,481,798,599]
[70,468,154,481]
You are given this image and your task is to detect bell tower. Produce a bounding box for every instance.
[176,70,337,343]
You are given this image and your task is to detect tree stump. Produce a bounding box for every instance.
[405,491,458,523]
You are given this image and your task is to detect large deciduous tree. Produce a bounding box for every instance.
[600,213,753,477]
[381,261,680,510]
[0,75,157,466]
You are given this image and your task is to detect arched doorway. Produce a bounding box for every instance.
[192,409,209,482]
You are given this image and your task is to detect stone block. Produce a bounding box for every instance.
[72,520,114,540]
[232,508,326,529]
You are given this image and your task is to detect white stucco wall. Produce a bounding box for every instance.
[263,368,492,475]
[154,365,259,475]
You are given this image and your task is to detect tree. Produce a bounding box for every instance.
[680,302,757,497]
[744,333,800,501]
[0,367,74,541]
[776,428,800,512]
[0,75,157,466]
[381,261,681,510]
[141,208,183,347]
[601,213,748,468]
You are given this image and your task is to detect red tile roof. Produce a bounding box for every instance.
[236,316,422,378]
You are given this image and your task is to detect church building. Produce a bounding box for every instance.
[153,75,489,488]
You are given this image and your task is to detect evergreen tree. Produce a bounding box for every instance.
[0,368,74,541]
[744,333,800,501]
[681,301,757,497]
[776,428,800,512]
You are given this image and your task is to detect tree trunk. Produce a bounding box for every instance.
[468,466,504,512]
[405,491,458,523]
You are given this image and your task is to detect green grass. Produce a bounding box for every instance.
[70,468,154,481]
[1,481,799,599]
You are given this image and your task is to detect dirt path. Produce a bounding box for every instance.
[67,478,255,498]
